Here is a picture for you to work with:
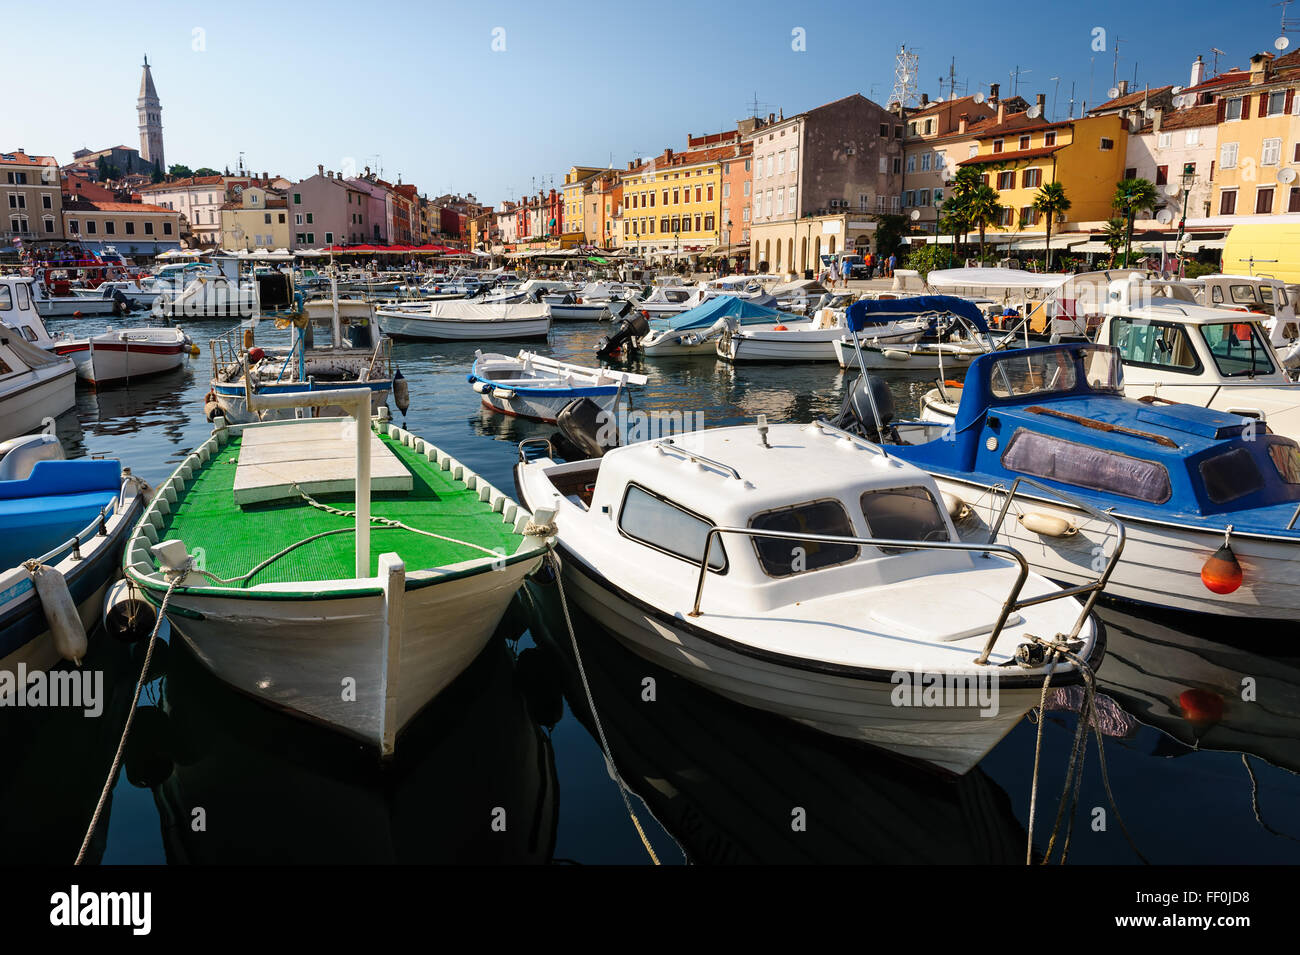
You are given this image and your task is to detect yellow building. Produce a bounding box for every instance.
[959,112,1126,233]
[1207,52,1300,218]
[617,145,728,254]
[219,185,291,250]
[561,166,606,244]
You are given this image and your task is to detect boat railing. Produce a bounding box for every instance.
[654,438,742,479]
[982,476,1126,650]
[518,437,556,462]
[209,329,244,383]
[685,524,1100,666]
[365,335,392,381]
[33,479,132,567]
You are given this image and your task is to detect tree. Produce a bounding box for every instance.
[150,161,164,184]
[1113,178,1160,266]
[941,167,983,253]
[871,213,911,260]
[193,167,220,177]
[1032,181,1072,270]
[967,185,1007,263]
[906,242,953,281]
[168,163,194,178]
[1102,217,1127,268]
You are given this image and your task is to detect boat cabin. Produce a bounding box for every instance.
[902,343,1300,520]
[538,422,965,611]
[0,276,57,348]
[1198,274,1299,344]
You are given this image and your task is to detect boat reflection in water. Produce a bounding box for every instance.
[1096,605,1300,775]
[0,632,140,864]
[522,580,1026,864]
[140,596,559,864]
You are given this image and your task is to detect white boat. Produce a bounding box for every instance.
[0,285,77,441]
[468,350,646,423]
[718,307,926,364]
[375,300,550,342]
[52,327,193,386]
[123,393,555,754]
[541,292,611,321]
[208,291,396,424]
[514,420,1107,775]
[29,274,117,318]
[151,257,260,320]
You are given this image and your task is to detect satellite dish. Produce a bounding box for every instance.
[1165,183,1182,197]
[1027,104,1042,119]
[1144,107,1156,119]
[1277,36,1291,51]
[973,92,986,104]
[1172,94,1187,108]
[934,96,945,103]
[910,209,922,221]
[1281,167,1298,184]
[1108,86,1120,99]
[1156,209,1174,224]
[940,164,953,182]
[1171,85,1183,94]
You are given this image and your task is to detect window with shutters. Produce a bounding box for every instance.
[1221,142,1239,169]
[1220,189,1237,215]
[1019,135,1031,150]
[1186,128,1200,146]
[996,171,1015,189]
[1263,138,1282,165]
[1022,168,1042,188]
[1268,90,1288,115]
[1156,165,1169,185]
[1256,186,1275,214]
[992,139,1004,153]
[1226,97,1243,121]
[906,154,916,172]
[1158,133,1172,149]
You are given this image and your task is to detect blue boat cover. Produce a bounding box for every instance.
[658,294,785,331]
[0,460,122,569]
[845,295,989,334]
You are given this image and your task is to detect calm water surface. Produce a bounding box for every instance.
[3,314,1298,864]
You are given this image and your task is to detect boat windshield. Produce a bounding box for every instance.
[989,346,1121,400]
[1200,322,1275,377]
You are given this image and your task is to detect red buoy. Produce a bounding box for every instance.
[773,324,788,331]
[1201,543,1243,594]
[1179,688,1225,726]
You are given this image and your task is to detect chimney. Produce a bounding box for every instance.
[768,112,776,123]
[958,113,969,134]
[1190,55,1206,88]
[665,148,673,161]
[989,82,1000,105]
[1153,107,1164,134]
[1250,52,1274,84]
[1036,93,1046,114]
[1118,80,1129,96]
[920,92,929,106]
[317,164,324,176]
[997,102,1006,124]
[627,161,634,170]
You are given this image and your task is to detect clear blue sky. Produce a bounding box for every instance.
[6,0,1285,206]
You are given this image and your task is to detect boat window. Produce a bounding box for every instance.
[1198,448,1264,504]
[0,286,10,310]
[1109,318,1200,372]
[15,283,30,310]
[1268,441,1300,484]
[860,487,950,553]
[1230,285,1261,306]
[989,348,1078,399]
[1002,429,1172,504]
[1200,322,1275,377]
[748,499,858,577]
[618,483,726,571]
[0,356,10,374]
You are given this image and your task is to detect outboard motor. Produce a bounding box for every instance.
[594,312,650,361]
[112,288,134,315]
[551,397,620,461]
[607,297,635,322]
[830,372,897,442]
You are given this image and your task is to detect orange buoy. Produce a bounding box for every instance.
[1179,688,1224,726]
[1201,542,1243,594]
[73,310,83,318]
[773,324,788,331]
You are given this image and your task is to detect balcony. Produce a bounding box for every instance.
[875,196,900,215]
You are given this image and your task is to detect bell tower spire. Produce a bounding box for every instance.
[137,55,164,173]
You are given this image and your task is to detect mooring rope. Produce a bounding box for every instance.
[545,550,660,865]
[75,567,186,865]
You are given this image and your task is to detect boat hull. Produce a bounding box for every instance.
[547,304,609,321]
[480,388,619,424]
[33,298,117,318]
[160,559,540,752]
[377,311,550,342]
[0,364,76,442]
[833,338,984,370]
[55,337,188,386]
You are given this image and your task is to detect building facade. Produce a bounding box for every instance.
[618,146,728,255]
[221,185,290,250]
[2,150,63,245]
[62,199,181,256]
[901,92,1000,232]
[289,168,367,248]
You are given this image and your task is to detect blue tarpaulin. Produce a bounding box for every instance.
[845,295,988,334]
[658,294,785,331]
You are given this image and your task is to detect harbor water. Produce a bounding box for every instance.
[4,314,1299,864]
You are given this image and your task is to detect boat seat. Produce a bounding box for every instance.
[0,459,121,500]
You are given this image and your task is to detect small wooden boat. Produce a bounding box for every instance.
[375,301,551,342]
[0,436,145,671]
[468,350,646,424]
[515,420,1109,775]
[123,390,554,754]
[52,327,193,386]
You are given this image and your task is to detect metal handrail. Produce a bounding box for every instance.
[655,438,742,479]
[684,524,1100,667]
[811,418,891,458]
[518,437,555,462]
[33,485,127,566]
[984,476,1127,640]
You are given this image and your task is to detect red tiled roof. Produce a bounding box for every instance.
[1137,103,1218,134]
[971,113,1057,139]
[65,199,175,213]
[959,145,1063,166]
[138,175,226,190]
[907,94,996,120]
[1,150,57,166]
[1181,69,1249,97]
[1088,85,1174,114]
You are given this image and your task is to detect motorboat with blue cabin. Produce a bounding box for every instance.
[632,295,788,357]
[514,419,1110,775]
[834,338,1300,623]
[830,296,1007,371]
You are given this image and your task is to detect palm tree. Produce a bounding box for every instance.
[1032,182,1072,270]
[1102,217,1127,268]
[967,185,1007,264]
[943,167,983,253]
[1112,178,1160,266]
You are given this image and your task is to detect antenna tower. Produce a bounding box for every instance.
[890,45,920,109]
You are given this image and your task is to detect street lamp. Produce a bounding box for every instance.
[1171,164,1196,278]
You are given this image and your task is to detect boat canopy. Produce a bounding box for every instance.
[660,294,784,331]
[846,295,989,333]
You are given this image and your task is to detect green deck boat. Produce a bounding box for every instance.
[123,401,553,753]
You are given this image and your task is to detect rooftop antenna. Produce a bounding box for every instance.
[1049,75,1061,120]
[1210,48,1226,76]
[1112,36,1124,88]
[1009,64,1032,97]
[1068,80,1076,119]
[890,44,920,109]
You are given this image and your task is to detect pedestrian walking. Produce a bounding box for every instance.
[864,251,874,279]
[887,253,896,278]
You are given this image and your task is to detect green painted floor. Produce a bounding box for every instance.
[158,430,524,585]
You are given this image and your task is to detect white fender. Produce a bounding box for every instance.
[1018,512,1077,537]
[27,562,88,664]
[940,491,970,521]
[882,348,910,361]
[102,578,157,642]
